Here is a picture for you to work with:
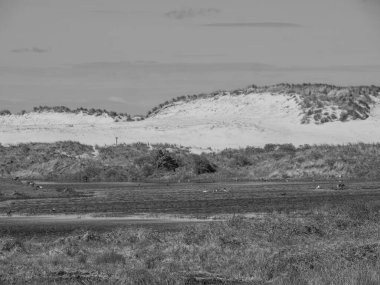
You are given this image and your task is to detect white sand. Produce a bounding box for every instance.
[1,93,380,151]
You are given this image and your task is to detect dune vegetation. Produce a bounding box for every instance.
[1,141,380,182]
[0,106,132,122]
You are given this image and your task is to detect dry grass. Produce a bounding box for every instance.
[1,202,380,284]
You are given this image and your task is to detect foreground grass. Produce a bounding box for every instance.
[1,202,380,284]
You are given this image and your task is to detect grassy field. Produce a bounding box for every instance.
[1,201,380,284]
[2,179,380,284]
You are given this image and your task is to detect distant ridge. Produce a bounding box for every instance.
[0,106,133,122]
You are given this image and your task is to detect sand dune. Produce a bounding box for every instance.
[1,92,380,150]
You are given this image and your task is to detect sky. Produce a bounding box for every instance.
[0,0,380,115]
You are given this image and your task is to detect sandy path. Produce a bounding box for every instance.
[0,213,219,224]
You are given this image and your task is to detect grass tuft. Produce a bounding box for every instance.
[94,250,126,265]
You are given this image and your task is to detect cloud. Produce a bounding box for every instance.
[11,47,49,53]
[165,8,220,20]
[108,96,128,104]
[203,22,302,28]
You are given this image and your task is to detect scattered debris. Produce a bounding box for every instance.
[337,183,345,190]
[201,187,231,194]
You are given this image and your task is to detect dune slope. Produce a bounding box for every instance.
[1,89,380,150]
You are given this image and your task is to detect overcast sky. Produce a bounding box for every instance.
[1,0,380,114]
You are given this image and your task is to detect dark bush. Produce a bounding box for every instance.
[272,152,287,160]
[264,144,278,152]
[192,154,217,174]
[313,113,322,121]
[320,117,330,123]
[278,144,296,153]
[0,109,11,116]
[340,111,349,122]
[154,149,180,171]
[81,164,102,180]
[231,154,252,167]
